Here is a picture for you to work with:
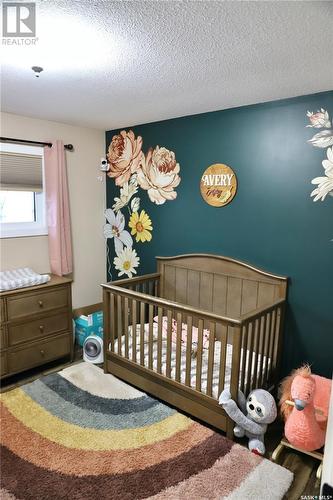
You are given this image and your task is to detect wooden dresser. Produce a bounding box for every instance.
[0,275,73,380]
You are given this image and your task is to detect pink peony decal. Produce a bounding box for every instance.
[306,109,331,129]
[137,146,181,205]
[107,130,144,187]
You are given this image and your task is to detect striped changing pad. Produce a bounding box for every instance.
[0,268,50,291]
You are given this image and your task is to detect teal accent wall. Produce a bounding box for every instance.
[106,91,333,378]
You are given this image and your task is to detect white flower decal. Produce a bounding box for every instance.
[307,129,333,148]
[112,175,138,212]
[130,197,140,213]
[306,107,332,240]
[103,208,133,255]
[306,109,331,129]
[114,247,140,278]
[311,147,333,202]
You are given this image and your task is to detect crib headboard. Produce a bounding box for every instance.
[157,254,287,318]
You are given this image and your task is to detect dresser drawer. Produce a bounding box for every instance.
[8,334,71,374]
[8,312,70,347]
[1,352,7,377]
[6,286,69,320]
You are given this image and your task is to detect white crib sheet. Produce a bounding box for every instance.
[112,323,270,399]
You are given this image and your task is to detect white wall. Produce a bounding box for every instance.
[0,112,106,309]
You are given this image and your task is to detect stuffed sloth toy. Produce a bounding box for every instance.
[219,388,277,455]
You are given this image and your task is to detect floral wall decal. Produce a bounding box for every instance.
[137,146,181,205]
[311,147,333,202]
[307,108,333,241]
[308,130,333,149]
[307,108,333,202]
[114,247,140,279]
[105,130,181,279]
[306,109,331,129]
[107,130,144,186]
[129,210,153,243]
[103,209,132,254]
[112,175,138,212]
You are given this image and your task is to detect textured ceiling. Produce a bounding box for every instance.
[1,1,332,130]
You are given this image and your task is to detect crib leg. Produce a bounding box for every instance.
[271,442,285,462]
[226,417,234,440]
[316,462,323,481]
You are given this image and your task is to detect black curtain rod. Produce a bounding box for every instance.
[0,137,74,151]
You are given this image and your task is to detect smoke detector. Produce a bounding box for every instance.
[31,66,44,77]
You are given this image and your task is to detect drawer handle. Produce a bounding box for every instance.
[40,349,45,356]
[39,325,44,332]
[38,300,44,307]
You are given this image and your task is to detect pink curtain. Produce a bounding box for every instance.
[44,140,73,276]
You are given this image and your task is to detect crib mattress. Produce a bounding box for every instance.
[112,324,270,399]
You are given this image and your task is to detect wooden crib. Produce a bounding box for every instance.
[102,254,287,438]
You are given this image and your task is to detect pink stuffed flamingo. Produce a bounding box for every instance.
[280,365,331,452]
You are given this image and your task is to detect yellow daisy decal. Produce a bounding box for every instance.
[129,209,153,243]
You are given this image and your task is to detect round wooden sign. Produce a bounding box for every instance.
[200,163,237,207]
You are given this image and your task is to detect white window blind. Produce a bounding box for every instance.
[0,151,43,192]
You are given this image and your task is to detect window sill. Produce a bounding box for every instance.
[0,226,48,239]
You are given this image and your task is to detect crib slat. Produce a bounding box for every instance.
[103,290,111,371]
[196,319,204,391]
[267,308,277,382]
[185,315,193,387]
[152,279,156,297]
[157,307,163,374]
[117,295,122,356]
[140,301,145,366]
[245,321,254,395]
[175,312,182,382]
[206,322,215,397]
[257,314,266,387]
[131,299,137,362]
[124,297,129,359]
[272,306,282,377]
[218,326,227,395]
[262,312,271,387]
[110,293,115,352]
[166,309,172,378]
[148,304,154,369]
[252,318,261,389]
[240,323,249,393]
[230,325,242,404]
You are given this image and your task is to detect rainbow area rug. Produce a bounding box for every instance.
[0,363,292,499]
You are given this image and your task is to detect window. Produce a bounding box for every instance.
[0,143,47,238]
